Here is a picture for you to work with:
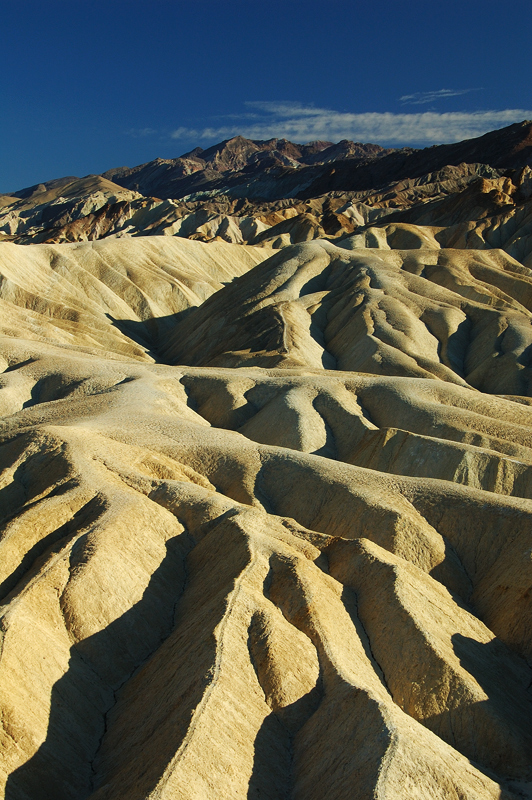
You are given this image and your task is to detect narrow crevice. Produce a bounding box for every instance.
[407,496,476,608]
[340,585,391,695]
[89,683,117,792]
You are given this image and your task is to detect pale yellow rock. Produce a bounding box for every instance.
[163,240,532,395]
[0,236,268,359]
[0,230,531,799]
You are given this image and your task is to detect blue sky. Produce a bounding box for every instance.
[1,0,531,192]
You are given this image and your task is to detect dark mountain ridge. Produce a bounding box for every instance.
[100,135,395,200]
[297,120,532,199]
[96,122,532,203]
[8,121,532,205]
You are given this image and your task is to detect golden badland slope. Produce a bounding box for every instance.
[0,237,267,359]
[0,230,532,799]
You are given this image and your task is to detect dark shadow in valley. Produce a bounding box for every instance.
[441,316,472,378]
[429,536,473,606]
[5,534,190,800]
[0,447,73,528]
[247,680,322,800]
[247,690,325,800]
[298,266,330,298]
[309,303,337,370]
[106,307,196,362]
[451,632,532,702]
[516,341,532,369]
[22,375,86,409]
[2,357,39,374]
[246,606,323,799]
[415,633,532,787]
[247,711,293,800]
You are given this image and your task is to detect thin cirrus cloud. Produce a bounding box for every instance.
[126,127,158,138]
[168,102,532,146]
[399,88,481,105]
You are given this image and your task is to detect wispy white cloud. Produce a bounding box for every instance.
[169,103,532,146]
[126,127,158,138]
[170,126,200,140]
[245,101,330,117]
[399,88,481,106]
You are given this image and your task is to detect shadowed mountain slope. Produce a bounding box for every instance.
[100,122,532,202]
[100,135,394,200]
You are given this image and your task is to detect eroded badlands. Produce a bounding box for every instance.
[1,126,532,800]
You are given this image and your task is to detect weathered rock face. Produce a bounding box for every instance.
[1,346,532,799]
[0,237,268,360]
[2,125,532,799]
[162,239,532,396]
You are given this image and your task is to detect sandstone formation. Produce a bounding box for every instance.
[1,123,532,799]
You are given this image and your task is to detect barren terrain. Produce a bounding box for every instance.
[1,123,532,799]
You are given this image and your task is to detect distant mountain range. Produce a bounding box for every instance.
[100,136,396,200]
[7,120,532,203]
[100,120,532,202]
[1,120,531,247]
